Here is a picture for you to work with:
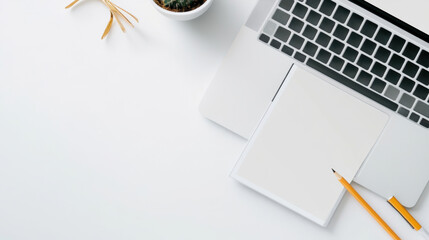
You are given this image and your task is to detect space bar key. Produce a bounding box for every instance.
[306,59,399,111]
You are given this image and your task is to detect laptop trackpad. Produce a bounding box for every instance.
[232,66,389,225]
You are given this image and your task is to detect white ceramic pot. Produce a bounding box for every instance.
[151,0,214,21]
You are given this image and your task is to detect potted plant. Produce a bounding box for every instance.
[152,0,214,21]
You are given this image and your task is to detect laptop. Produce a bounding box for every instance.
[200,0,429,208]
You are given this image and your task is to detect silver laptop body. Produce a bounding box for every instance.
[200,0,429,207]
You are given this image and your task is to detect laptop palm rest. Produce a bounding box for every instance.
[354,115,429,207]
[232,65,388,226]
[199,27,294,139]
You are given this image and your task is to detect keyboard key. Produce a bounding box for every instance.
[421,118,429,128]
[384,85,400,100]
[343,63,358,79]
[275,26,292,42]
[272,9,290,25]
[330,39,345,54]
[403,42,420,60]
[294,51,307,62]
[307,59,398,111]
[333,25,349,40]
[403,61,419,78]
[315,32,331,47]
[279,0,294,11]
[289,17,304,33]
[263,21,277,35]
[306,10,321,26]
[417,69,429,86]
[317,48,332,63]
[361,39,376,55]
[399,77,415,92]
[371,62,387,77]
[319,0,336,16]
[385,69,401,85]
[282,45,294,55]
[289,34,305,49]
[389,54,405,70]
[416,50,429,68]
[333,5,350,23]
[414,101,429,118]
[259,34,270,43]
[374,46,391,63]
[389,35,405,53]
[409,113,420,123]
[347,32,363,48]
[398,107,410,117]
[399,93,416,108]
[357,54,373,70]
[320,17,335,33]
[293,3,308,19]
[410,113,422,122]
[413,85,429,100]
[303,41,318,56]
[371,78,386,93]
[374,28,391,45]
[360,20,378,38]
[347,13,364,30]
[343,47,358,62]
[270,39,281,49]
[357,70,372,86]
[305,0,320,9]
[330,56,345,71]
[302,25,317,40]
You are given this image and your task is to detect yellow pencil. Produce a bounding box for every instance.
[332,169,400,240]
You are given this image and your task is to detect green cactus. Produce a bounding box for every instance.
[156,0,206,12]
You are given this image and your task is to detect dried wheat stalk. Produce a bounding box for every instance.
[66,0,138,39]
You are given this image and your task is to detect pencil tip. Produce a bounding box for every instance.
[331,168,335,173]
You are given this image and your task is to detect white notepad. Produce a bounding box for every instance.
[232,66,388,226]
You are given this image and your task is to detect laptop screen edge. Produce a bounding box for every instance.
[348,0,429,43]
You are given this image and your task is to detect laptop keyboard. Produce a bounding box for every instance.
[259,0,429,128]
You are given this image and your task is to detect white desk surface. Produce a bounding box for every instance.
[0,0,427,239]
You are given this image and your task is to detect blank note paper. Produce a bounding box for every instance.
[232,66,388,226]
